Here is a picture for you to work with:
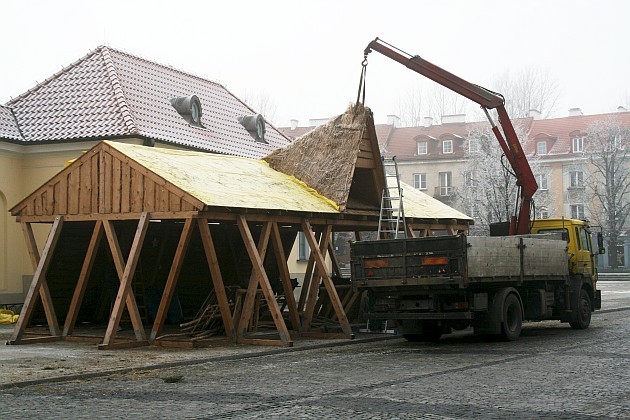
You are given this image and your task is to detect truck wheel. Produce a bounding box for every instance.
[501,294,522,341]
[402,334,423,342]
[570,288,591,330]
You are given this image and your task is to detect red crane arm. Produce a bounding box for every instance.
[364,38,538,235]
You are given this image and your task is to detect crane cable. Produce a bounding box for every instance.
[355,56,368,108]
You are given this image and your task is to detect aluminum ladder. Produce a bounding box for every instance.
[378,156,407,239]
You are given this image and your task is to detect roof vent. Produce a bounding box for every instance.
[238,114,267,143]
[170,95,204,127]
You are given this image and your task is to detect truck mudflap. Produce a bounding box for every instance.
[364,312,473,320]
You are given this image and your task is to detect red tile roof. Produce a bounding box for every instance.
[0,106,22,141]
[5,46,291,158]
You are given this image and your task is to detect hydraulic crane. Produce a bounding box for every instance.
[363,38,538,235]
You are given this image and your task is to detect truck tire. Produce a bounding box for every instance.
[501,294,522,341]
[570,288,591,330]
[421,321,442,342]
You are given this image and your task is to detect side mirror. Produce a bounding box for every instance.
[597,232,606,254]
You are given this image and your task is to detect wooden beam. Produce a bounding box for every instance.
[63,220,104,337]
[327,236,342,278]
[236,216,292,346]
[149,218,195,342]
[406,223,416,238]
[101,214,149,347]
[301,220,354,338]
[6,336,63,345]
[236,220,272,337]
[297,231,320,312]
[302,223,331,331]
[197,218,236,341]
[271,222,300,332]
[10,217,64,343]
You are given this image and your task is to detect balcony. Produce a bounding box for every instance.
[434,186,455,197]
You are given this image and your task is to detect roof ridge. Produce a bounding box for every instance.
[100,46,139,134]
[5,47,106,106]
[103,45,227,90]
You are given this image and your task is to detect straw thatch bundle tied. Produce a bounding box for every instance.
[265,104,373,211]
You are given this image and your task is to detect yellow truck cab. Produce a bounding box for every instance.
[530,218,605,280]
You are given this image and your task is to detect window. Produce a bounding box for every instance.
[438,172,452,196]
[570,171,584,188]
[572,136,584,153]
[536,174,548,191]
[297,232,310,261]
[442,140,453,154]
[413,173,427,190]
[468,139,479,153]
[580,228,591,252]
[537,141,547,155]
[570,204,585,220]
[540,209,549,219]
[417,141,428,155]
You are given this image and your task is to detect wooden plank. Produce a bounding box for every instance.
[63,221,103,337]
[112,157,122,213]
[80,160,91,214]
[197,218,235,341]
[102,214,149,346]
[103,151,113,213]
[68,168,79,215]
[358,150,374,160]
[169,192,181,212]
[91,154,99,213]
[149,218,195,342]
[406,224,416,238]
[301,332,351,339]
[99,149,106,213]
[359,139,372,151]
[236,219,272,337]
[44,185,54,216]
[58,173,67,214]
[302,221,353,337]
[10,218,64,342]
[120,162,131,213]
[236,216,292,346]
[143,176,155,212]
[130,169,144,213]
[271,223,301,332]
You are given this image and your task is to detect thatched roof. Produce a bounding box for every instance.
[265,104,378,211]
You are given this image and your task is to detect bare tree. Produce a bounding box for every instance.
[585,116,630,268]
[240,89,278,124]
[458,119,550,235]
[491,68,561,119]
[397,84,470,126]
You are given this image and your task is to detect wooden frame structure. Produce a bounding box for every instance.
[8,109,470,350]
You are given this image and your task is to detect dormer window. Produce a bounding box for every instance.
[417,141,428,155]
[170,95,204,127]
[442,139,453,154]
[238,114,267,143]
[537,141,547,155]
[572,136,584,153]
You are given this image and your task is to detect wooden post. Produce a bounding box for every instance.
[149,218,195,342]
[406,223,416,238]
[236,215,292,346]
[9,217,64,343]
[197,218,235,341]
[301,220,354,338]
[270,222,301,332]
[100,214,149,348]
[63,220,104,337]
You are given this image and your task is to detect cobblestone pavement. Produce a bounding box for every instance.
[1,282,628,418]
[1,304,628,419]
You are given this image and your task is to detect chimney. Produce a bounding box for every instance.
[618,106,628,113]
[441,114,466,124]
[387,114,400,128]
[569,108,583,117]
[528,109,541,120]
[423,116,433,127]
[290,119,298,130]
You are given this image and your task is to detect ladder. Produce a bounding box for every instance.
[378,156,407,239]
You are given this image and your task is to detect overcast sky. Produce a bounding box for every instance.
[2,0,629,127]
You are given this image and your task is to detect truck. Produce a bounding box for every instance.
[351,39,605,341]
